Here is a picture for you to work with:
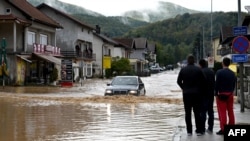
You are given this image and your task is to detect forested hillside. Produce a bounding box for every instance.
[123,12,248,65]
[72,14,149,37]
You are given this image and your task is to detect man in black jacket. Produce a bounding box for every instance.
[199,59,215,133]
[177,55,206,136]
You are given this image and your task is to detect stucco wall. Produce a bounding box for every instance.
[39,7,94,51]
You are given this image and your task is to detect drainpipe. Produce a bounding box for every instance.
[102,43,105,78]
[13,22,17,52]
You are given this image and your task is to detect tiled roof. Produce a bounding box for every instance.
[0,14,31,25]
[113,38,135,49]
[37,3,95,30]
[134,38,147,49]
[7,0,62,28]
[220,26,234,44]
[113,38,133,50]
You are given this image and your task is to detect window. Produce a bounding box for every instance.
[108,49,111,56]
[28,31,35,45]
[5,8,11,14]
[40,34,48,45]
[104,47,111,56]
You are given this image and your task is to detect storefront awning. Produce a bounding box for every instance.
[16,55,32,63]
[33,53,61,65]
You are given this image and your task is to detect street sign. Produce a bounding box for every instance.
[232,36,250,53]
[232,54,248,63]
[233,26,248,36]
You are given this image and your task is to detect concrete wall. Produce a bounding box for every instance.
[39,7,94,51]
[114,47,125,58]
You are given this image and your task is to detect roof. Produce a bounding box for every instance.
[113,38,135,49]
[220,26,234,44]
[37,3,95,30]
[93,32,118,45]
[6,0,62,28]
[0,14,31,26]
[134,38,148,49]
[242,15,250,26]
[113,38,132,50]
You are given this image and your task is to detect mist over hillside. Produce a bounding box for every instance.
[28,0,104,17]
[122,1,200,22]
[28,0,199,22]
[27,0,202,37]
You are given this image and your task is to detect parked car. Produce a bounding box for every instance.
[166,64,174,70]
[140,69,151,76]
[104,76,146,96]
[149,66,162,73]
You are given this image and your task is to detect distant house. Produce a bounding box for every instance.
[37,3,97,80]
[113,38,133,59]
[147,43,157,66]
[92,31,117,77]
[218,26,235,58]
[113,37,156,74]
[0,0,62,85]
[113,38,137,71]
[212,36,221,62]
[130,38,148,73]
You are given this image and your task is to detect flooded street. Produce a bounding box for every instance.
[0,70,185,141]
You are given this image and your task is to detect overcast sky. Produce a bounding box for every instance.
[59,0,250,16]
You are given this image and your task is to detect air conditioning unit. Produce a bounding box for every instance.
[5,8,11,14]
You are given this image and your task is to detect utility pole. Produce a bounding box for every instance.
[211,0,213,58]
[202,26,205,59]
[238,0,245,112]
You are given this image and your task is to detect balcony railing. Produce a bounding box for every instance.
[60,50,96,61]
[219,47,233,56]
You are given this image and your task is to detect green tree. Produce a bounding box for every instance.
[111,57,131,75]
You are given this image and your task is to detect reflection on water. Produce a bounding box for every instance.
[0,97,183,141]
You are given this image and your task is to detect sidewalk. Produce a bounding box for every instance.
[172,103,250,141]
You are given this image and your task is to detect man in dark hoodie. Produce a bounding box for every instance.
[177,54,206,136]
[199,59,215,134]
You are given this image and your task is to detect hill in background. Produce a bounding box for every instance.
[122,1,200,23]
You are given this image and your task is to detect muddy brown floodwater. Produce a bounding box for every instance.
[0,71,185,141]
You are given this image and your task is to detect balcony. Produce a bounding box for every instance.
[60,50,96,61]
[219,47,233,56]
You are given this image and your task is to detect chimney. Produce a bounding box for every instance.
[96,25,101,34]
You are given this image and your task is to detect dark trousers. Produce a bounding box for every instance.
[201,96,214,132]
[183,94,203,133]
